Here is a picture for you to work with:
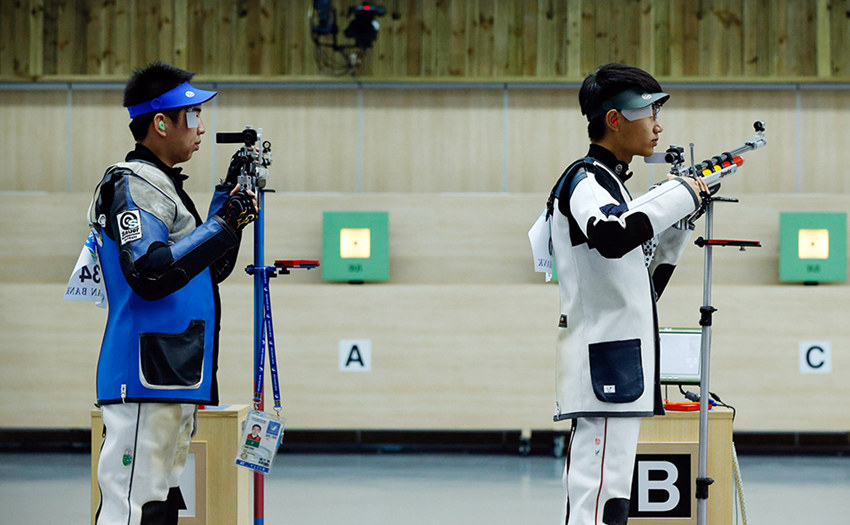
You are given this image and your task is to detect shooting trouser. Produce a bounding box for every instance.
[96,403,196,525]
[562,416,641,525]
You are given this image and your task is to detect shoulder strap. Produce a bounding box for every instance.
[546,157,593,219]
[88,164,131,235]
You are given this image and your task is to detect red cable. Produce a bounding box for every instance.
[663,400,705,411]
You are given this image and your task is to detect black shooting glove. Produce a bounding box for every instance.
[687,182,722,226]
[223,149,247,187]
[216,191,257,232]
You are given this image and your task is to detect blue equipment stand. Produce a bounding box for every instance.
[245,189,319,524]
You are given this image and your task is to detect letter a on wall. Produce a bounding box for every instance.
[339,339,372,372]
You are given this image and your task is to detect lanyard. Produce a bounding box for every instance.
[253,267,282,415]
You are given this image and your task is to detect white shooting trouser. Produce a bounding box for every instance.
[96,403,196,525]
[562,417,641,525]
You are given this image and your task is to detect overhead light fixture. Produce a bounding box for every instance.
[308,1,387,76]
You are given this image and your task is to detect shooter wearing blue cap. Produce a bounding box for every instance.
[89,62,256,525]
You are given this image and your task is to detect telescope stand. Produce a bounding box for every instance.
[692,196,759,525]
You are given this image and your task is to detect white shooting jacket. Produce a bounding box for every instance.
[550,153,700,420]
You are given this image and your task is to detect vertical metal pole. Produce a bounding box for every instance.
[502,85,509,193]
[356,87,363,193]
[66,86,74,191]
[253,190,266,525]
[696,200,714,525]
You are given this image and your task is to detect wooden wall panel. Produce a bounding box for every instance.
[54,0,86,75]
[742,0,769,77]
[506,88,587,194]
[2,192,848,431]
[65,88,217,195]
[656,282,850,433]
[214,88,360,193]
[0,89,69,191]
[506,88,799,195]
[828,0,850,77]
[667,194,850,287]
[8,277,850,432]
[0,192,553,287]
[69,89,137,192]
[0,192,98,285]
[9,87,358,194]
[3,85,847,195]
[658,89,798,194]
[0,0,31,78]
[2,190,843,292]
[0,282,103,429]
[535,0,570,77]
[5,0,850,82]
[131,0,181,73]
[82,0,125,75]
[360,89,505,192]
[799,89,850,194]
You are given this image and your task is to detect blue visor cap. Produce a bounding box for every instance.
[585,89,669,121]
[126,82,217,118]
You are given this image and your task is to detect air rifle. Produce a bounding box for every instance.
[216,126,273,195]
[646,120,767,187]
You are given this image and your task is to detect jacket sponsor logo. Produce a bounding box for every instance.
[604,385,616,393]
[118,210,142,245]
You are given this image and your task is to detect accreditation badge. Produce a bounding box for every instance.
[64,231,107,308]
[528,209,554,282]
[234,410,285,475]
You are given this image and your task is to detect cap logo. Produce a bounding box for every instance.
[185,90,195,98]
[641,93,652,100]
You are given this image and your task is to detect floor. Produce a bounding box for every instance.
[1,452,848,524]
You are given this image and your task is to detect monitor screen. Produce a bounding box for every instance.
[659,328,702,384]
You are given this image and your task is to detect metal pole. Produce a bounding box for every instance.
[696,199,715,525]
[253,190,266,525]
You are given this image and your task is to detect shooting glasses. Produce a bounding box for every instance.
[585,88,670,121]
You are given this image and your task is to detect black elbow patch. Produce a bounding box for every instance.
[120,242,183,301]
[144,241,174,269]
[652,263,676,298]
[119,241,173,277]
[586,213,653,258]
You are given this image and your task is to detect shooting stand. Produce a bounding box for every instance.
[650,123,766,525]
[693,195,759,525]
